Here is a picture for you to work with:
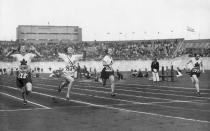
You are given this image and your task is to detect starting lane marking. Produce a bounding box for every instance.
[0,87,51,109]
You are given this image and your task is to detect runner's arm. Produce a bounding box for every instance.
[30,46,42,57]
[185,59,192,69]
[5,48,16,57]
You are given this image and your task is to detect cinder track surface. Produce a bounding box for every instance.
[0,72,210,131]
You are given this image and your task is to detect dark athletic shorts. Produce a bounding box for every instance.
[101,67,114,80]
[16,71,32,89]
[190,68,201,77]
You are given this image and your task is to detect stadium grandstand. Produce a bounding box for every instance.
[180,39,210,57]
[0,38,210,62]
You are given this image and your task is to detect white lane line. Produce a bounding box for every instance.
[34,85,174,104]
[78,82,210,95]
[0,87,51,109]
[77,80,210,91]
[7,80,207,103]
[0,108,50,112]
[33,78,210,94]
[118,83,210,91]
[29,75,208,90]
[35,83,184,101]
[10,79,210,101]
[32,85,210,113]
[3,84,210,124]
[29,88,210,123]
[3,83,210,112]
[35,83,210,101]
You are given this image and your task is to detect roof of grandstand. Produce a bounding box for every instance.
[183,39,210,49]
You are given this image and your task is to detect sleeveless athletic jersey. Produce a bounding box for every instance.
[191,57,202,69]
[11,53,36,65]
[58,53,82,76]
[11,53,36,79]
[101,55,114,79]
[102,55,113,71]
[190,58,202,77]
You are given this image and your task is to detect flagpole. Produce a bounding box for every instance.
[144,31,146,40]
[171,30,173,39]
[132,32,135,40]
[157,32,160,40]
[106,32,110,41]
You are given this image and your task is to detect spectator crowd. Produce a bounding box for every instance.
[1,38,209,62]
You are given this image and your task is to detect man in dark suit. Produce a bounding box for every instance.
[151,57,160,86]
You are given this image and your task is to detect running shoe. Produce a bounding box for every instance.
[111,93,116,97]
[66,97,70,101]
[23,100,27,105]
[197,92,201,97]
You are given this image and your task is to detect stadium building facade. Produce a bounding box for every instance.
[16,25,82,44]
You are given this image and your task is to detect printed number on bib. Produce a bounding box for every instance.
[66,65,73,71]
[18,72,28,79]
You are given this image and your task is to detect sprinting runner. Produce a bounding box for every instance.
[185,54,205,96]
[100,48,116,96]
[57,47,83,101]
[6,45,42,104]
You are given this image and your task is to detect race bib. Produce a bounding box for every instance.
[191,68,200,73]
[66,65,74,72]
[18,72,28,79]
[105,66,113,72]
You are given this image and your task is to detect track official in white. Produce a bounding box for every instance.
[185,54,205,97]
[6,45,42,105]
[57,47,83,101]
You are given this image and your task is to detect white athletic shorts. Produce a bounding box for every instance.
[152,72,160,82]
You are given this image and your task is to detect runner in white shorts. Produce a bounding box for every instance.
[57,47,83,101]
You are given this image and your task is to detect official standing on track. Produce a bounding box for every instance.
[151,57,160,87]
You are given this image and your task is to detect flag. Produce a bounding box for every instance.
[186,26,195,32]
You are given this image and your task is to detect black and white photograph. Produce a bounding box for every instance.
[0,0,210,130]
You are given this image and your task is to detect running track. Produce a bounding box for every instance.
[0,75,210,131]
